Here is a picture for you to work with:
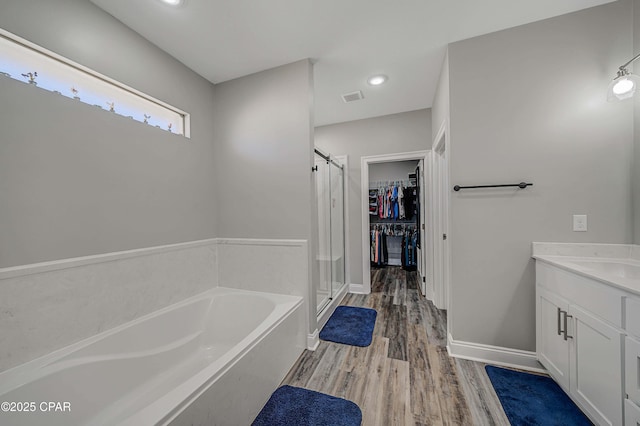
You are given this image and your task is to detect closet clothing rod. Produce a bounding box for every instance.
[453,182,533,191]
[314,148,343,170]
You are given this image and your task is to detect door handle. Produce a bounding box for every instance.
[563,313,573,340]
[557,307,562,336]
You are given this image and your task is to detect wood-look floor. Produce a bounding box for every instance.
[282,267,511,426]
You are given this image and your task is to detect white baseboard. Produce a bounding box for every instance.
[349,283,369,294]
[447,333,545,373]
[307,329,319,351]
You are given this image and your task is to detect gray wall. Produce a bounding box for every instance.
[447,0,634,351]
[213,60,314,241]
[0,0,217,268]
[369,161,419,184]
[431,51,449,142]
[212,59,315,332]
[315,109,431,285]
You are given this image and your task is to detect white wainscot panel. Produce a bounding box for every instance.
[217,239,308,297]
[0,240,217,373]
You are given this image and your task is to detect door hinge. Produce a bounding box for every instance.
[422,276,426,283]
[443,233,447,240]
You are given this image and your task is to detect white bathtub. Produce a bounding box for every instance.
[0,287,304,426]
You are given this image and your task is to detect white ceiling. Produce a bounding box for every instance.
[91,0,615,126]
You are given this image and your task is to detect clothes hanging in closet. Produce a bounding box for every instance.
[402,186,416,220]
[369,190,378,215]
[391,186,399,220]
[401,230,418,271]
[370,183,415,221]
[371,224,418,268]
[370,227,388,267]
[398,184,405,219]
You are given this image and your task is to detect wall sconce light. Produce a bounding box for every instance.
[608,53,640,101]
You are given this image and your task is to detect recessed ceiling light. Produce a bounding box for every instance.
[160,0,184,6]
[367,75,388,86]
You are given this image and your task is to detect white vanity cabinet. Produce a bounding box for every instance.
[536,286,570,390]
[536,261,625,426]
[626,297,640,425]
[569,304,623,426]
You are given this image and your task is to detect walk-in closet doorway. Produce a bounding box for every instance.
[361,151,430,296]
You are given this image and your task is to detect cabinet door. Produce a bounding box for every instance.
[627,336,640,407]
[625,399,640,426]
[537,285,570,390]
[570,305,624,426]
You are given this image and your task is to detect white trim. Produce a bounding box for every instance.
[334,154,350,291]
[447,333,545,373]
[433,121,447,152]
[349,283,368,294]
[307,329,320,351]
[361,151,429,295]
[424,151,435,301]
[431,121,451,312]
[361,151,430,163]
[216,238,307,247]
[0,238,217,280]
[1,237,307,280]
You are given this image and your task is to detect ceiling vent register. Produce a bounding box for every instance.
[341,90,364,103]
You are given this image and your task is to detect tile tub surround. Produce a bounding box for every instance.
[0,239,218,373]
[217,239,308,297]
[217,238,312,341]
[532,242,640,296]
[0,237,314,375]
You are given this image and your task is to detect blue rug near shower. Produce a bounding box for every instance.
[252,385,362,426]
[319,306,376,347]
[485,365,592,426]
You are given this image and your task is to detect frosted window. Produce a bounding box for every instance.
[0,29,189,137]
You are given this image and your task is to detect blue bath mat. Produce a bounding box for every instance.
[485,365,592,425]
[252,385,362,426]
[319,306,376,347]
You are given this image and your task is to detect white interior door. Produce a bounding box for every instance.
[416,159,426,295]
[432,133,450,310]
[424,152,434,301]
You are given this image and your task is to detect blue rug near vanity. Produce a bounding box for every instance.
[485,365,593,426]
[319,306,377,347]
[252,385,362,426]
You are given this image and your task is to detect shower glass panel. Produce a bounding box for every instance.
[315,152,332,313]
[329,161,345,298]
[315,150,346,315]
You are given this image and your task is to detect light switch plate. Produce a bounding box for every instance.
[573,214,587,232]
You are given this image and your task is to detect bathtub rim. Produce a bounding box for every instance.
[0,287,302,396]
[120,292,303,426]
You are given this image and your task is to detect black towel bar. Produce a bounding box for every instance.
[453,182,533,191]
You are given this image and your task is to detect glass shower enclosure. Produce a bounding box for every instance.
[314,149,345,314]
